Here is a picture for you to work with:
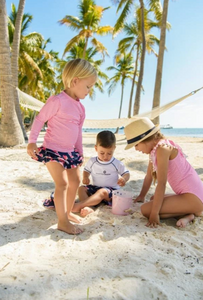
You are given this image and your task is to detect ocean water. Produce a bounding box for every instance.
[83,127,203,138]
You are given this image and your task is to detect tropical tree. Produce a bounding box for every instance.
[8,4,58,101]
[152,0,169,125]
[106,54,135,133]
[10,0,27,140]
[134,0,145,116]
[58,0,113,59]
[0,0,24,146]
[118,6,160,117]
[56,40,109,99]
[112,0,168,117]
[8,3,60,131]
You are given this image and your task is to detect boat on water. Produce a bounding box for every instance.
[160,124,173,129]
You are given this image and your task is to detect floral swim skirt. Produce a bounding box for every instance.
[34,146,83,169]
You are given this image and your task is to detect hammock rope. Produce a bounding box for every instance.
[16,86,203,128]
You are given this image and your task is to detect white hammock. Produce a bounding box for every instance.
[17,87,203,128]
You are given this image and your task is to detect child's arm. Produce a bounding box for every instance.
[27,95,59,158]
[82,170,91,185]
[117,172,130,187]
[147,145,171,227]
[134,162,153,203]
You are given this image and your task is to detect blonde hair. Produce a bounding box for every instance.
[62,59,97,89]
[144,131,165,185]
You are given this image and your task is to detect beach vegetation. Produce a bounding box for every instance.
[58,0,113,60]
[117,7,160,117]
[0,0,24,146]
[8,3,59,102]
[106,53,135,133]
[111,0,170,117]
[152,0,170,125]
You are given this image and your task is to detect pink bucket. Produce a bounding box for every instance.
[112,190,133,215]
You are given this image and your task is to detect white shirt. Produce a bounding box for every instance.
[84,156,129,189]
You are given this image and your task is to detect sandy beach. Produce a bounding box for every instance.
[0,132,203,300]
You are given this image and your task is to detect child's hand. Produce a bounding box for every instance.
[82,177,90,185]
[146,213,160,228]
[133,195,145,203]
[117,177,126,187]
[27,143,39,159]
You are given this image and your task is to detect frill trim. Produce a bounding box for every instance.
[149,139,185,172]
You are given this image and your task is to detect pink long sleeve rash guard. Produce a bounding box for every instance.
[28,91,85,155]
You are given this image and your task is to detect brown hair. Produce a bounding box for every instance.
[96,131,116,148]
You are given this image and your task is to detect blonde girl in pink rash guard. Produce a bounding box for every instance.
[124,117,203,228]
[27,59,97,235]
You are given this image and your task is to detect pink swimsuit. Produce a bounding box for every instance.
[150,139,203,203]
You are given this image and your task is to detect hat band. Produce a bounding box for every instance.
[127,126,156,145]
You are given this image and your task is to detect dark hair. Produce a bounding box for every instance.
[96,130,116,148]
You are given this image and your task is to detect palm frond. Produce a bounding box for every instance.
[113,0,134,36]
[96,25,114,35]
[62,35,83,57]
[58,16,82,30]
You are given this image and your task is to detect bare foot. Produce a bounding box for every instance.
[58,220,83,235]
[176,214,195,228]
[68,212,83,224]
[80,207,94,217]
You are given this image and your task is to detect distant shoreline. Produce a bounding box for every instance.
[82,127,203,138]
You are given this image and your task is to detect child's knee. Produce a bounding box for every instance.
[56,180,69,191]
[97,188,109,199]
[78,185,87,194]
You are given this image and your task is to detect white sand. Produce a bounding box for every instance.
[0,132,203,300]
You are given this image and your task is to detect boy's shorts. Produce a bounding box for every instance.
[84,184,117,206]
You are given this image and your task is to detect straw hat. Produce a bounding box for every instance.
[124,117,160,150]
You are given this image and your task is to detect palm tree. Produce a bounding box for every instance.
[10,0,27,140]
[118,7,160,117]
[106,54,135,133]
[134,0,145,116]
[112,0,168,117]
[8,4,59,130]
[0,0,24,146]
[8,5,58,100]
[112,0,163,40]
[152,0,169,125]
[55,40,109,99]
[58,0,113,59]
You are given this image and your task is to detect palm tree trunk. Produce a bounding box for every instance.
[128,44,139,118]
[115,82,124,134]
[11,0,28,140]
[152,0,169,125]
[133,0,146,116]
[0,0,24,146]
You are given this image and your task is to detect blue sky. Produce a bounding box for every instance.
[6,0,203,127]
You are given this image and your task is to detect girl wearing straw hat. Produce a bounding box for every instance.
[124,117,203,228]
